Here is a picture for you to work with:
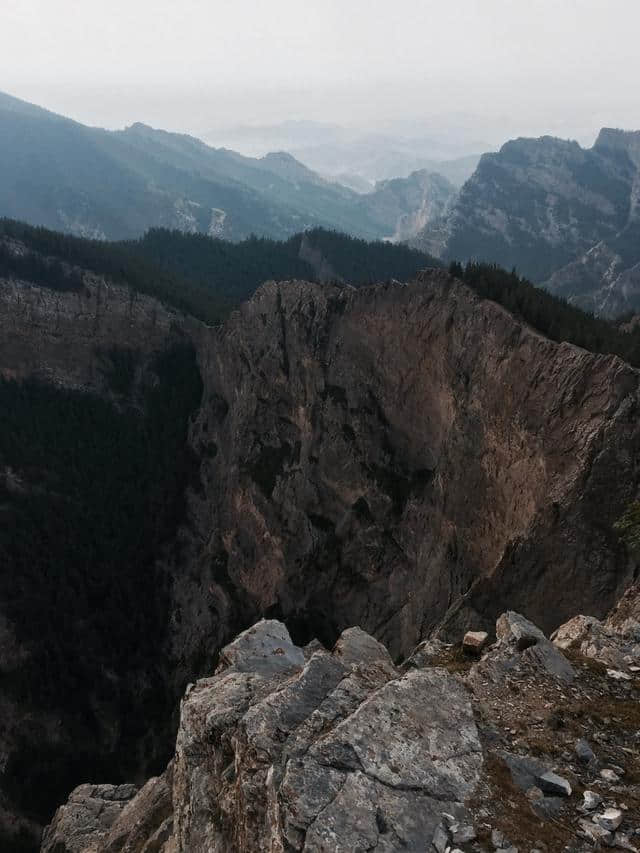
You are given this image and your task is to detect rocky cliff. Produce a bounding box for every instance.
[177,272,639,667]
[414,129,640,317]
[41,603,640,852]
[3,259,640,849]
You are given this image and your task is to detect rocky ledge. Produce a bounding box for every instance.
[42,593,640,853]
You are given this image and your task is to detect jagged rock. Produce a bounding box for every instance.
[103,769,172,853]
[214,618,305,674]
[495,613,576,683]
[552,594,640,672]
[451,822,477,844]
[536,771,572,798]
[41,784,139,853]
[601,768,621,783]
[608,668,632,681]
[432,823,449,852]
[463,631,489,654]
[500,753,549,793]
[491,828,506,848]
[171,619,482,851]
[402,638,452,669]
[582,790,602,811]
[614,831,638,851]
[497,613,548,650]
[598,808,624,831]
[578,817,614,846]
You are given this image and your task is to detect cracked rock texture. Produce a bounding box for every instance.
[43,601,640,852]
[44,619,483,852]
[6,262,640,848]
[183,271,640,665]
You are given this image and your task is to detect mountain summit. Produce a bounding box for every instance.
[414,129,640,316]
[0,92,454,244]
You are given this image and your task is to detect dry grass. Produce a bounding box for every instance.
[469,752,575,851]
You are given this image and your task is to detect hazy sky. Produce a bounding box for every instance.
[2,0,640,145]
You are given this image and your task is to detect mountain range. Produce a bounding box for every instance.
[204,119,485,187]
[0,91,456,244]
[414,128,640,316]
[3,222,640,849]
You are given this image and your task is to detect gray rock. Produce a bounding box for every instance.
[598,808,624,831]
[613,832,639,851]
[496,612,547,650]
[332,625,395,670]
[578,818,614,846]
[582,790,602,811]
[601,768,621,783]
[496,612,575,683]
[608,668,632,681]
[451,823,476,844]
[432,823,449,853]
[103,769,172,853]
[171,620,483,852]
[215,618,305,675]
[575,738,596,764]
[535,771,572,797]
[500,752,548,792]
[491,828,506,848]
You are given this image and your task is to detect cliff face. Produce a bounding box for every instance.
[414,129,640,317]
[0,272,201,391]
[175,273,639,669]
[3,265,640,849]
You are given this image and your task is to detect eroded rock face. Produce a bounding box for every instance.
[179,272,640,668]
[0,271,202,394]
[552,583,640,673]
[40,784,138,853]
[52,620,482,853]
[42,607,640,853]
[7,267,640,849]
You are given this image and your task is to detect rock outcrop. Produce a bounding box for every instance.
[5,261,640,849]
[43,606,640,852]
[180,272,640,669]
[413,129,640,317]
[0,269,201,393]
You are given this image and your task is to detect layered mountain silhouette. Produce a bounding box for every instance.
[0,91,455,243]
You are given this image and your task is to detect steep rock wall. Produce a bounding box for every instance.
[173,272,639,669]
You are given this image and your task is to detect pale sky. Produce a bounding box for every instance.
[2,0,640,144]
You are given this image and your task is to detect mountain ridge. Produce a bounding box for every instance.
[0,92,454,244]
[413,128,640,317]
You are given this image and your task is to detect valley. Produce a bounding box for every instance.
[2,11,640,846]
[2,225,640,850]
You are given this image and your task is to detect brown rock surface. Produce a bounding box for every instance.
[178,271,639,667]
[5,263,640,848]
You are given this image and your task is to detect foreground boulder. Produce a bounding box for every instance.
[43,608,640,852]
[173,620,482,851]
[552,583,640,674]
[42,620,483,852]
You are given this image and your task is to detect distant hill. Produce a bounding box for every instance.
[205,119,485,186]
[414,128,640,317]
[0,91,457,244]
